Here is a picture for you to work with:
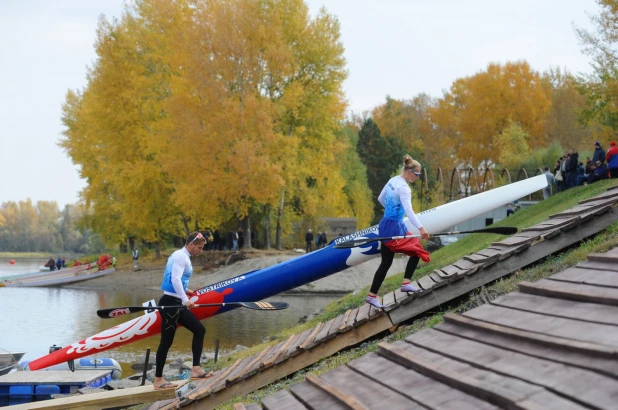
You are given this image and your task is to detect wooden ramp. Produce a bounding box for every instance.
[8,380,187,410]
[242,248,618,410]
[149,185,618,409]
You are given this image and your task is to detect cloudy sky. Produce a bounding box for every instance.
[0,0,598,207]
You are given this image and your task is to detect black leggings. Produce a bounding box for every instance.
[155,294,205,377]
[369,245,420,294]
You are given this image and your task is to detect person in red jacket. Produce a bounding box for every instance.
[606,141,618,178]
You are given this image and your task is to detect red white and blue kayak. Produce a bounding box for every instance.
[27,175,547,370]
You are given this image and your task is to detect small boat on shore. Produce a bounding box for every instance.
[2,266,115,288]
[0,351,25,376]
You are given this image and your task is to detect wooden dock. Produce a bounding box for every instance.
[0,370,111,387]
[148,185,618,409]
[7,380,187,410]
[241,247,618,409]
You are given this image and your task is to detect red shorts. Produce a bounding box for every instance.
[384,235,430,263]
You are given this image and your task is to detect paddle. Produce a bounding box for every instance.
[97,301,289,319]
[334,226,518,249]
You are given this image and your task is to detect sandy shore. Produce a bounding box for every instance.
[65,250,412,294]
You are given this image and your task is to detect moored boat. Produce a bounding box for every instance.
[0,351,25,376]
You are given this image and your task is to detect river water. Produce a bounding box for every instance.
[0,258,342,377]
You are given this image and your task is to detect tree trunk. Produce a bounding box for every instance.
[129,237,135,251]
[264,205,271,249]
[181,214,190,236]
[275,190,285,250]
[155,241,161,258]
[240,216,251,249]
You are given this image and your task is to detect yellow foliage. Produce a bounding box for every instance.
[430,61,551,169]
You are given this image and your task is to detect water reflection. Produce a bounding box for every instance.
[0,260,342,377]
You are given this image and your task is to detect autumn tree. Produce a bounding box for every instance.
[430,61,552,169]
[543,67,591,150]
[575,0,618,139]
[60,0,354,251]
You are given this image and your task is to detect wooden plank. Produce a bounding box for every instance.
[0,370,112,384]
[451,258,479,274]
[390,205,618,325]
[219,356,260,391]
[381,291,398,311]
[588,252,618,264]
[491,235,536,247]
[549,203,604,218]
[288,327,320,357]
[353,304,372,326]
[348,353,499,410]
[324,315,347,342]
[406,328,618,409]
[311,367,425,409]
[184,358,241,401]
[490,292,618,327]
[227,345,276,385]
[436,265,467,281]
[439,315,618,377]
[521,218,575,232]
[235,403,262,410]
[463,303,618,349]
[577,260,618,272]
[262,336,296,369]
[10,380,187,410]
[519,279,618,306]
[548,267,618,288]
[511,231,543,241]
[298,322,324,351]
[463,252,499,268]
[367,298,385,320]
[306,317,339,348]
[290,379,349,410]
[579,189,618,204]
[338,308,360,333]
[416,276,435,295]
[378,341,582,410]
[261,389,308,410]
[484,246,516,260]
[392,288,414,305]
[429,272,448,288]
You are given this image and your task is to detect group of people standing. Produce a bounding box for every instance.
[304,229,329,253]
[45,256,66,272]
[552,141,618,195]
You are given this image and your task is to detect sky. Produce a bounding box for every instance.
[0,0,599,208]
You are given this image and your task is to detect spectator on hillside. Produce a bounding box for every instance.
[593,141,606,165]
[554,159,564,193]
[593,159,609,183]
[576,162,587,186]
[46,257,56,272]
[305,229,314,253]
[321,231,328,248]
[506,203,516,217]
[565,149,579,189]
[543,166,555,199]
[56,256,62,271]
[606,141,618,178]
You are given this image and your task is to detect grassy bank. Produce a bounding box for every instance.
[207,180,618,409]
